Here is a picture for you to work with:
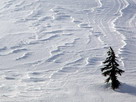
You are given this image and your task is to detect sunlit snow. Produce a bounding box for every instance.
[0,0,136,102]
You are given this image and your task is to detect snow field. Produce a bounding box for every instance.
[0,0,136,102]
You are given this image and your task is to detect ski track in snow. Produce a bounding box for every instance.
[0,0,136,102]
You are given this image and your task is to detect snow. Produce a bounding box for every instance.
[0,0,136,102]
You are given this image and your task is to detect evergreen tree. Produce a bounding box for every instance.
[101,47,125,90]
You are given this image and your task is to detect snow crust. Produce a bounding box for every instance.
[0,0,136,101]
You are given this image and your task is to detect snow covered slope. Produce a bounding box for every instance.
[0,0,136,102]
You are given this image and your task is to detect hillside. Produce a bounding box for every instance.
[0,0,136,102]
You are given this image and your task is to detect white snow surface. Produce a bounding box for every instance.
[0,0,136,102]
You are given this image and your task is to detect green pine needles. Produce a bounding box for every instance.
[101,47,125,90]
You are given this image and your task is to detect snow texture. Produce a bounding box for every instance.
[0,0,136,102]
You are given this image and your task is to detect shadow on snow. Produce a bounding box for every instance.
[117,83,136,96]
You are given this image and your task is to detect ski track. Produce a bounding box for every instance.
[115,0,136,70]
[0,0,136,102]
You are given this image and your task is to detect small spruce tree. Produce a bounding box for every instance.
[101,47,125,90]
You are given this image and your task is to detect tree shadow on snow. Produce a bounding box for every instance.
[117,83,136,96]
